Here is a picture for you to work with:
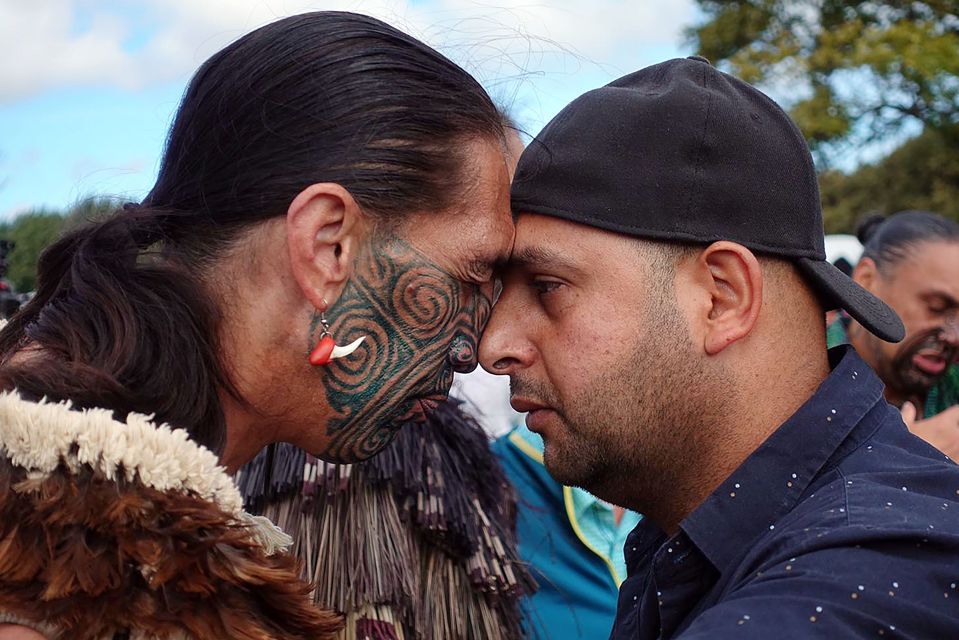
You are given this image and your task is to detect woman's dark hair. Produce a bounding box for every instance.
[856,210,959,276]
[0,12,507,453]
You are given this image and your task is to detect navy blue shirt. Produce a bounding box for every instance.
[610,346,959,639]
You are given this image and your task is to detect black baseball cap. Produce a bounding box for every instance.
[511,56,905,343]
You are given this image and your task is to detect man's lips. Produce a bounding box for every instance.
[510,397,549,413]
[511,397,556,433]
[913,352,948,376]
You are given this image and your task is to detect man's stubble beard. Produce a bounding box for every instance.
[539,303,716,513]
[868,327,953,401]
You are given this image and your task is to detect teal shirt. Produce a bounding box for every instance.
[493,425,644,639]
[511,424,642,583]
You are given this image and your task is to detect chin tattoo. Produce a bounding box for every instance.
[315,237,489,463]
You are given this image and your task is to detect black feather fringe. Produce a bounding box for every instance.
[235,399,536,640]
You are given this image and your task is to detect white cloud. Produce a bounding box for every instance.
[0,0,141,99]
[0,0,694,103]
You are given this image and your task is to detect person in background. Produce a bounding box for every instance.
[452,367,524,437]
[0,11,516,640]
[492,422,641,639]
[828,211,959,458]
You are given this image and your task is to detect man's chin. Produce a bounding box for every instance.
[543,445,603,491]
[897,369,940,397]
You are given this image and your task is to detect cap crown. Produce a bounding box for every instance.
[511,57,826,259]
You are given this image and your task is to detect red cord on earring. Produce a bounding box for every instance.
[309,335,336,366]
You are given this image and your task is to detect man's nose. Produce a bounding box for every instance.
[479,297,535,376]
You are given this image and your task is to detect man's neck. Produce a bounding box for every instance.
[648,349,832,536]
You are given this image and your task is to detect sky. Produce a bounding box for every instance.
[0,0,700,219]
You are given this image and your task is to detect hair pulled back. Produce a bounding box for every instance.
[857,210,959,276]
[0,12,507,453]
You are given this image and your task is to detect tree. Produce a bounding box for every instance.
[0,211,67,292]
[0,196,118,292]
[689,1,959,160]
[820,128,959,232]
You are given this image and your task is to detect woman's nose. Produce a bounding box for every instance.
[448,334,479,373]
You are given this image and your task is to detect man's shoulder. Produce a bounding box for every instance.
[744,419,959,567]
[711,459,959,638]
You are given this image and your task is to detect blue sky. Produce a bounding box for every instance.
[0,0,699,219]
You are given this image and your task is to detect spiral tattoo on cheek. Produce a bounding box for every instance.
[317,237,487,463]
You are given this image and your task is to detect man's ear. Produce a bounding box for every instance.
[699,241,763,356]
[852,257,879,294]
[286,183,366,310]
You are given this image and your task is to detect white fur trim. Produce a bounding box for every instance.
[0,392,243,514]
[0,612,59,638]
[0,392,290,556]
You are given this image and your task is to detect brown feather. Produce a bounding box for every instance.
[0,456,343,639]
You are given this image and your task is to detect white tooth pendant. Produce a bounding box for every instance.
[308,302,366,366]
[330,336,366,359]
[309,334,366,366]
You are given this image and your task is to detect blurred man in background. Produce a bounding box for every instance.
[829,211,959,458]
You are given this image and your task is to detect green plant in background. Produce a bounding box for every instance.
[690,1,959,152]
[0,196,118,292]
[820,129,959,232]
[689,1,959,231]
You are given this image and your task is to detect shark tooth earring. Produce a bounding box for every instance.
[309,301,366,366]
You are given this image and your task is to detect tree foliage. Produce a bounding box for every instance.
[821,128,959,232]
[0,211,65,292]
[690,1,959,158]
[0,197,118,292]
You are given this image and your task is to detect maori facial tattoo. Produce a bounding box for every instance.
[316,237,491,462]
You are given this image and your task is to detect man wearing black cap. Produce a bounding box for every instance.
[480,57,959,639]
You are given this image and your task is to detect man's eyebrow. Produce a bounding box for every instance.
[503,246,580,272]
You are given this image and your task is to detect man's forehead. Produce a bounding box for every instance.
[899,243,959,291]
[493,218,608,280]
[505,212,626,268]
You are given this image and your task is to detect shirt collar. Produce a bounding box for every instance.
[681,345,885,574]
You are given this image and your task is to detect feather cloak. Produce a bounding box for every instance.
[0,392,342,640]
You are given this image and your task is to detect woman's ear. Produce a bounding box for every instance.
[852,257,879,294]
[698,241,764,356]
[286,183,366,310]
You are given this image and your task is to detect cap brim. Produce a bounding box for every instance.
[796,257,905,343]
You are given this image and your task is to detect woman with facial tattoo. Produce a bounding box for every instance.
[0,12,519,640]
[827,210,959,457]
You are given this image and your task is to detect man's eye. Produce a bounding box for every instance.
[530,279,563,295]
